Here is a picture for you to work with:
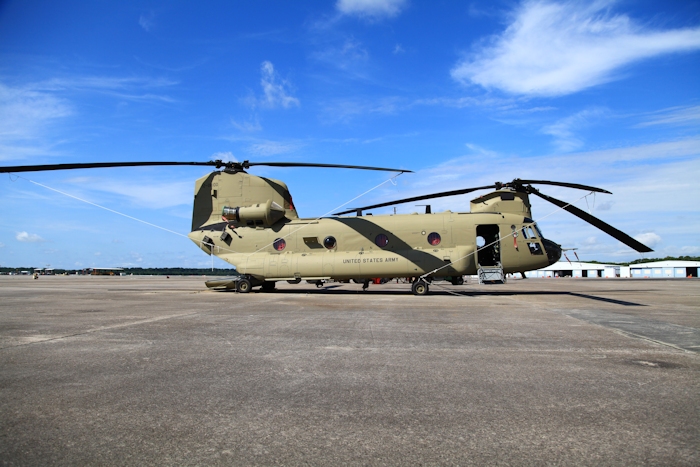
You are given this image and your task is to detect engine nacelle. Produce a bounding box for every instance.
[470,189,532,217]
[222,199,286,227]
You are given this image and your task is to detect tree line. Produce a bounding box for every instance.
[0,267,239,276]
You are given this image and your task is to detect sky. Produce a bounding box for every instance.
[1,0,699,269]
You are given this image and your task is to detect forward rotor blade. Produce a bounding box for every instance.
[334,185,494,216]
[515,179,611,194]
[0,160,412,174]
[530,190,653,253]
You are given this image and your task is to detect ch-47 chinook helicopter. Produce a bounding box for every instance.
[1,159,652,295]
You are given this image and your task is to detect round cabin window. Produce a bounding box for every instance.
[273,238,286,251]
[428,232,441,246]
[324,236,337,249]
[375,234,389,247]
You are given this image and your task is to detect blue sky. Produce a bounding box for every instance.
[1,0,699,269]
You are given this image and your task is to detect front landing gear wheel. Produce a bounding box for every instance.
[412,280,429,296]
[236,278,252,293]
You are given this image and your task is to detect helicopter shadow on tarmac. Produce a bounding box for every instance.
[210,286,646,306]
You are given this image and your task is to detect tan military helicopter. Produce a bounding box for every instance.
[1,160,652,295]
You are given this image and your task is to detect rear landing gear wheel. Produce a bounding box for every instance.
[261,281,276,292]
[236,278,252,293]
[412,280,429,296]
[451,276,464,286]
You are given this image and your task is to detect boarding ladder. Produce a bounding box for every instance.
[477,263,506,284]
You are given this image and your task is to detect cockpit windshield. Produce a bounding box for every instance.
[533,223,544,238]
[532,224,544,238]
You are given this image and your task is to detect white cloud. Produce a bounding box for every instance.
[638,105,700,127]
[320,96,403,123]
[35,76,178,104]
[541,107,609,152]
[0,83,72,141]
[336,0,407,19]
[451,0,700,96]
[596,201,613,211]
[0,242,5,248]
[247,141,301,157]
[260,61,300,109]
[62,177,193,209]
[0,75,178,161]
[311,38,369,75]
[634,232,661,248]
[100,180,192,208]
[211,151,237,163]
[16,232,45,243]
[231,118,262,133]
[139,12,155,32]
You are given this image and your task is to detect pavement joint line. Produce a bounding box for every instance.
[498,296,698,353]
[610,329,694,354]
[559,309,699,354]
[0,312,200,350]
[0,293,291,350]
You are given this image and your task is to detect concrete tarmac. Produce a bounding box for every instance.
[1,275,699,466]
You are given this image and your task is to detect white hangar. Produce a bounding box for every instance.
[624,260,699,278]
[526,260,699,278]
[525,261,619,278]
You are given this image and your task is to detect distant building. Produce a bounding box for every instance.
[527,260,699,278]
[526,261,619,278]
[624,260,699,278]
[32,268,55,275]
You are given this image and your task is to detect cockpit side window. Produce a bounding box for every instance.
[528,242,543,255]
[523,223,543,255]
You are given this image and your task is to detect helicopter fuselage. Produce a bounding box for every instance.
[188,210,556,282]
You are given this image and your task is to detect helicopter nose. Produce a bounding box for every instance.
[542,238,562,266]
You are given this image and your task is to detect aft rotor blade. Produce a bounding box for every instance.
[516,179,611,194]
[334,184,495,215]
[530,190,653,253]
[248,162,412,173]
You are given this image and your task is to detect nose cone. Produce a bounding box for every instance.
[542,238,562,266]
